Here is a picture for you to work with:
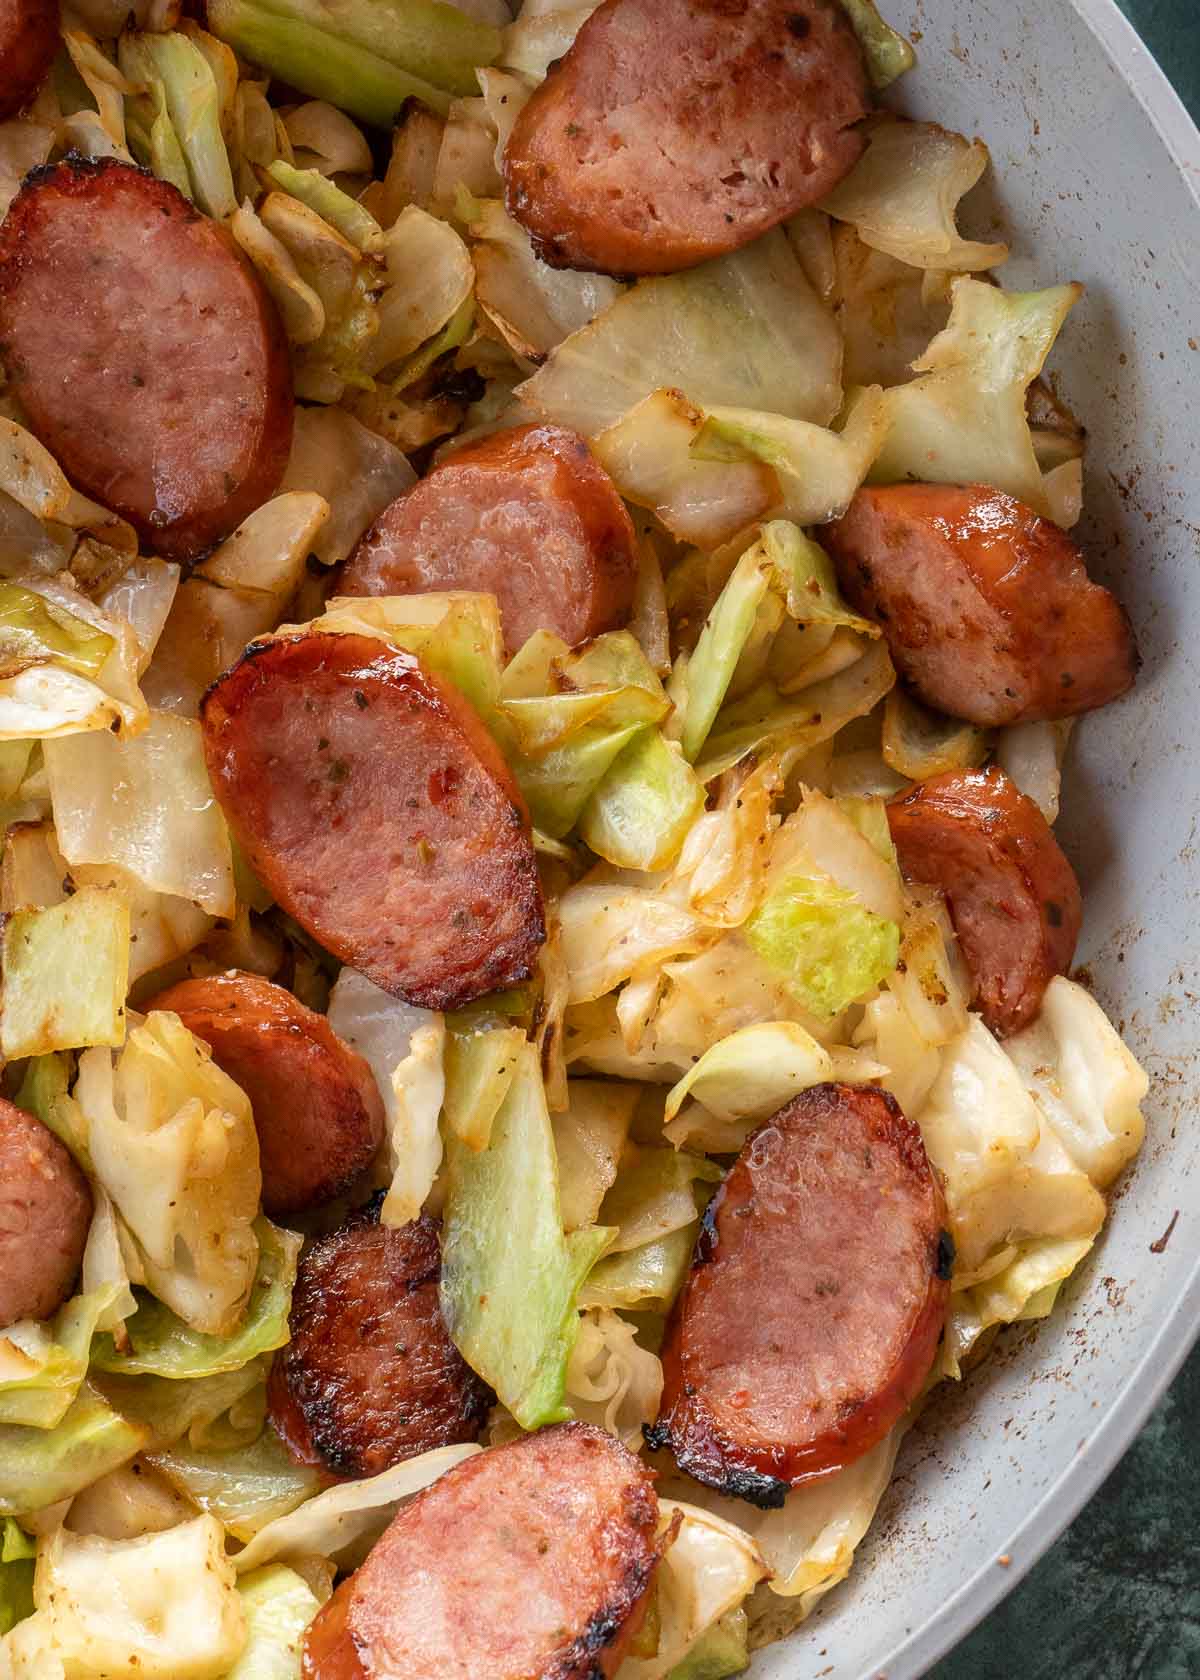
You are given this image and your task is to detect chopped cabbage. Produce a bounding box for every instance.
[663,1022,834,1134]
[232,1443,480,1575]
[440,1041,614,1429]
[92,1362,269,1459]
[881,685,990,781]
[696,384,894,530]
[669,754,782,931]
[918,1015,1106,1277]
[1,887,129,1059]
[0,572,144,743]
[0,120,54,222]
[278,407,414,566]
[0,1284,123,1432]
[580,729,706,874]
[994,718,1073,823]
[68,863,214,986]
[830,226,953,388]
[744,872,899,1021]
[870,277,1083,517]
[885,895,971,1048]
[618,1502,767,1680]
[552,1080,639,1232]
[519,230,842,438]
[597,1146,722,1255]
[26,1515,245,1679]
[283,99,372,176]
[65,1459,196,1542]
[1005,976,1148,1188]
[78,1013,262,1338]
[225,1565,321,1680]
[564,1308,662,1451]
[766,789,904,923]
[326,966,441,1227]
[444,1021,524,1153]
[0,1387,148,1518]
[820,117,1008,271]
[92,1221,300,1381]
[314,591,504,724]
[45,712,236,919]
[559,885,710,1005]
[500,2,599,80]
[365,206,473,375]
[471,198,622,362]
[581,1224,695,1316]
[96,560,180,678]
[835,0,915,88]
[148,1429,319,1544]
[266,160,382,253]
[591,389,777,550]
[662,1611,749,1680]
[118,32,238,220]
[0,1521,34,1637]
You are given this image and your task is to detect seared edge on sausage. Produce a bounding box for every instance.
[0,0,60,120]
[503,0,871,275]
[200,631,546,1011]
[0,1097,92,1329]
[268,1202,492,1479]
[886,765,1082,1037]
[301,1422,668,1680]
[338,423,639,658]
[0,157,293,560]
[143,971,385,1218]
[648,1082,950,1507]
[825,483,1139,726]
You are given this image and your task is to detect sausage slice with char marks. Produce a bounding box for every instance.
[200,632,545,1011]
[0,0,59,119]
[268,1203,492,1479]
[301,1422,667,1680]
[338,423,638,658]
[825,483,1139,726]
[0,157,293,560]
[503,0,871,275]
[648,1082,950,1507]
[887,766,1081,1037]
[143,972,385,1218]
[0,1098,92,1329]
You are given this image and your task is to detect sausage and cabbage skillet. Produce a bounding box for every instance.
[0,0,1149,1675]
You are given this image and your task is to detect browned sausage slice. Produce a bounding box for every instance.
[338,424,638,659]
[201,632,546,1011]
[301,1422,666,1680]
[825,483,1139,726]
[648,1083,950,1507]
[268,1203,492,1479]
[0,0,59,120]
[0,158,293,560]
[886,766,1081,1037]
[503,0,870,276]
[143,972,385,1218]
[0,1098,92,1329]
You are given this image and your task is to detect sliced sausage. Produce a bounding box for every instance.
[0,1098,92,1329]
[0,157,293,560]
[200,631,545,1011]
[648,1082,950,1507]
[143,972,385,1218]
[886,766,1081,1037]
[268,1203,492,1479]
[825,483,1139,726]
[338,423,638,659]
[301,1422,666,1680]
[0,0,59,120]
[503,0,870,276]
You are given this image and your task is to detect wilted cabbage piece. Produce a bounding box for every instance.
[918,1014,1106,1280]
[619,1501,767,1680]
[119,31,238,219]
[881,685,991,781]
[45,711,236,919]
[598,1145,721,1255]
[1,886,129,1059]
[279,406,415,566]
[820,116,1008,271]
[440,1040,613,1429]
[92,1219,300,1381]
[148,1428,319,1544]
[664,1020,834,1136]
[551,1079,638,1232]
[314,590,505,724]
[745,872,899,1020]
[870,276,1083,515]
[23,1515,246,1679]
[1005,976,1148,1187]
[835,0,915,88]
[79,1012,262,1338]
[520,229,842,438]
[224,1564,322,1679]
[0,1385,148,1518]
[0,1519,34,1637]
[564,1307,662,1451]
[471,198,622,362]
[232,1442,480,1575]
[581,1223,696,1317]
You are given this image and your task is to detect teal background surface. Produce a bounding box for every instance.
[931,5,1199,1676]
